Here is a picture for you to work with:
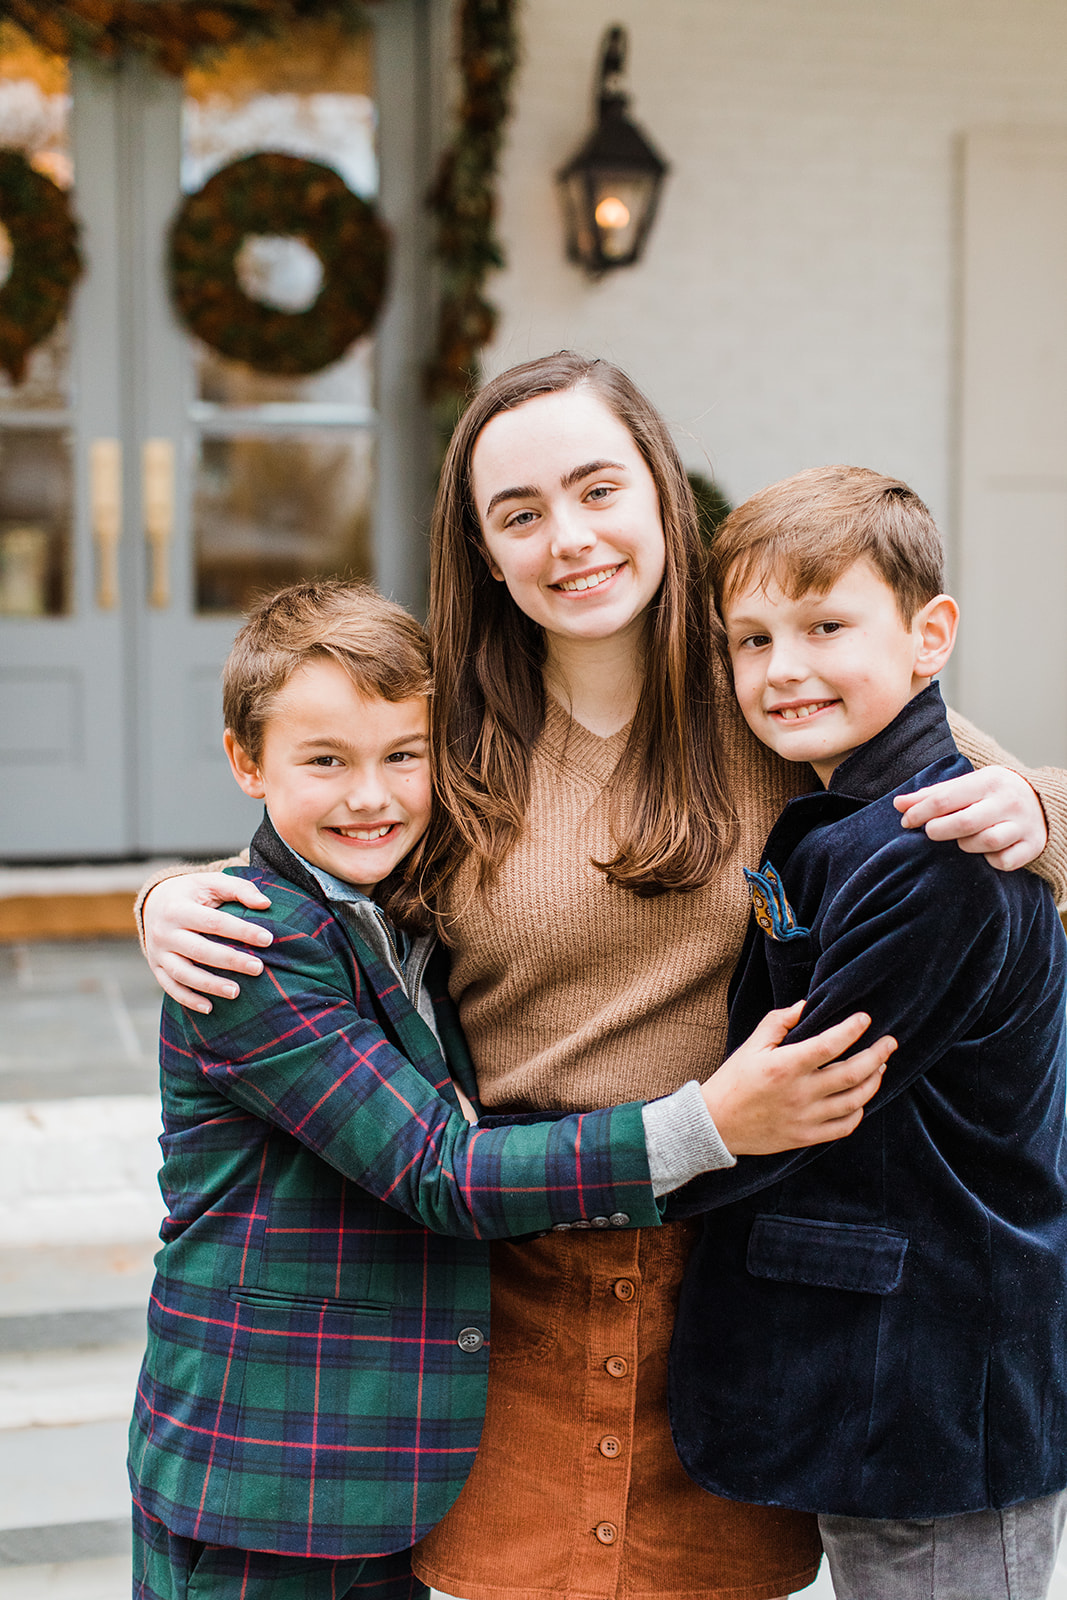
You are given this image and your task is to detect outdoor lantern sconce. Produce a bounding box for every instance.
[557,25,669,279]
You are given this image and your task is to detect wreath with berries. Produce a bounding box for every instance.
[0,148,82,383]
[168,150,389,374]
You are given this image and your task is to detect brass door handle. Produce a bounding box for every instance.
[143,438,174,609]
[90,438,121,610]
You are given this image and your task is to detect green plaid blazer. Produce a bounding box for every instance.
[129,817,659,1558]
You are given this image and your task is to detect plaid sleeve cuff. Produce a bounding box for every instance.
[642,1081,737,1197]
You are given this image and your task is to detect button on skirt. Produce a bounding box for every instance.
[412,1222,820,1600]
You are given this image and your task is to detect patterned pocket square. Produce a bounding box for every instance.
[743,861,810,942]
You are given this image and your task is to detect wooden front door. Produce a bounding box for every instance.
[0,4,436,860]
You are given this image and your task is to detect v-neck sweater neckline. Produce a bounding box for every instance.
[539,692,632,790]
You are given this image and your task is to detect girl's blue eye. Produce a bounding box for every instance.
[505,509,537,529]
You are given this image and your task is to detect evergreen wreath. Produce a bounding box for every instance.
[0,148,82,383]
[168,150,389,375]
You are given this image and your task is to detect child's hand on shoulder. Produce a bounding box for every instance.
[702,1002,895,1156]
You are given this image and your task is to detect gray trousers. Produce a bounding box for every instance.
[818,1490,1067,1600]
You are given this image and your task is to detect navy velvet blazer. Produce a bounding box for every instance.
[667,686,1067,1518]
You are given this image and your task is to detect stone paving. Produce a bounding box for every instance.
[0,939,161,1596]
[0,941,159,1104]
[1,939,1065,1599]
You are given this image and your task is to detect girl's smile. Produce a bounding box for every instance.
[471,388,667,653]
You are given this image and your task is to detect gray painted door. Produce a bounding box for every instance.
[0,65,129,857]
[0,1,436,860]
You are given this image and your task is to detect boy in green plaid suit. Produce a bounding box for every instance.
[129,581,888,1600]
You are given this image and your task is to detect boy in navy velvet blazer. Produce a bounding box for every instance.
[668,467,1067,1600]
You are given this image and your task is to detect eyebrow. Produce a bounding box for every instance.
[486,483,539,516]
[293,731,429,752]
[484,459,628,518]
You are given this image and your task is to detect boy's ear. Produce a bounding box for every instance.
[224,730,266,799]
[913,594,959,680]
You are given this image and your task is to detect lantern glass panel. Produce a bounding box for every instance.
[560,170,597,267]
[590,171,656,262]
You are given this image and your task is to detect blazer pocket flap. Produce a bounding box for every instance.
[747,1213,908,1295]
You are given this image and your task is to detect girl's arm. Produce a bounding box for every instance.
[906,708,1067,891]
[138,856,271,1010]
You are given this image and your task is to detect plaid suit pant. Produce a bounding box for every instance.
[132,1499,429,1600]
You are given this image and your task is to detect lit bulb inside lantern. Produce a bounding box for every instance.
[594,196,630,230]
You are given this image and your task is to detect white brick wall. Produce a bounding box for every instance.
[483,0,1067,562]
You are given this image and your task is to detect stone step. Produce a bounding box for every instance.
[0,863,174,947]
[0,1421,132,1553]
[0,1309,147,1357]
[0,1097,164,1258]
[0,1244,157,1326]
[0,943,160,1105]
[0,1553,129,1594]
[0,1341,144,1431]
[0,1339,143,1568]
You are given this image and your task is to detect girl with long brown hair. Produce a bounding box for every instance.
[142,352,1067,1600]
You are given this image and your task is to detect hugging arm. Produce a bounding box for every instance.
[137,855,264,1010]
[927,710,1067,887]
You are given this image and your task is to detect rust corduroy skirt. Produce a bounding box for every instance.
[412,1221,820,1600]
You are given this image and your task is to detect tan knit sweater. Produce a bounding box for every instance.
[442,682,1067,1115]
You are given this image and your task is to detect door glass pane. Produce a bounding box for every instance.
[0,25,72,411]
[0,429,73,615]
[194,431,374,615]
[182,20,378,612]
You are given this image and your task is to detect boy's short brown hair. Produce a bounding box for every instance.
[223,579,432,764]
[710,465,945,622]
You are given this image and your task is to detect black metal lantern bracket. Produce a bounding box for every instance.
[557,25,670,279]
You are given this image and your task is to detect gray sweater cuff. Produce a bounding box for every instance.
[641,1081,738,1197]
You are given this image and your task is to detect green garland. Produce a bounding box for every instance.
[425,0,519,417]
[0,3,375,75]
[169,151,389,375]
[0,149,82,383]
